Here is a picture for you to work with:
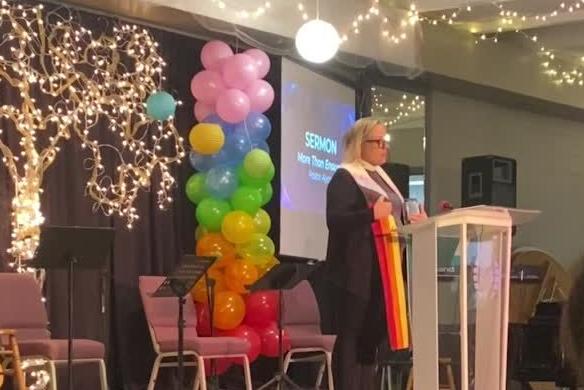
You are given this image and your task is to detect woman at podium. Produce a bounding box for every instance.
[325,117,425,389]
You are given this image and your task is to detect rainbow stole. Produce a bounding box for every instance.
[372,215,410,350]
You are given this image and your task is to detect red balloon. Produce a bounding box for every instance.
[195,302,212,336]
[204,358,233,376]
[244,290,278,328]
[220,324,261,364]
[258,322,291,358]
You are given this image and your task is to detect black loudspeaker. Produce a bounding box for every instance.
[461,155,516,207]
[382,162,410,199]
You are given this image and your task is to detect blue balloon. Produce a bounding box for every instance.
[146,91,176,121]
[189,150,239,172]
[204,113,235,133]
[205,166,238,199]
[224,130,252,164]
[252,140,270,154]
[235,112,271,142]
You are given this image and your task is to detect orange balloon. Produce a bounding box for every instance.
[211,254,237,271]
[196,233,236,258]
[213,291,246,330]
[191,268,226,304]
[224,259,259,294]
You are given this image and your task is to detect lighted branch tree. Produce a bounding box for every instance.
[0,1,185,266]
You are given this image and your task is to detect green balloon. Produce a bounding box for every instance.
[196,198,231,232]
[185,172,208,204]
[237,163,274,187]
[258,183,273,206]
[243,149,273,179]
[230,186,262,215]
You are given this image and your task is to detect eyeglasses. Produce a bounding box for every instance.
[364,139,390,149]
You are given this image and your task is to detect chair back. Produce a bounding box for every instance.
[138,276,198,348]
[0,273,50,340]
[282,280,321,327]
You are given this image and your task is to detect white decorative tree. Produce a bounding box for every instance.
[0,0,185,267]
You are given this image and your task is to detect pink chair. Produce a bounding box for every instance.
[138,276,252,390]
[282,280,336,390]
[0,273,107,390]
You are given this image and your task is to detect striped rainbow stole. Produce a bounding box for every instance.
[372,215,410,351]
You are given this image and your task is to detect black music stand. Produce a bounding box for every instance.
[250,259,317,390]
[152,255,215,390]
[30,225,114,390]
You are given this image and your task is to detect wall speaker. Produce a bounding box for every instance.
[461,155,516,208]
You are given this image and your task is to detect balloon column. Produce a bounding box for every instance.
[187,41,288,374]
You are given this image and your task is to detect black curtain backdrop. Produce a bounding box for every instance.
[0,3,282,389]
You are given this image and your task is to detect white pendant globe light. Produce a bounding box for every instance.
[295,19,340,64]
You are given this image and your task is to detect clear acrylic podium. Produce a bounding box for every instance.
[400,206,540,390]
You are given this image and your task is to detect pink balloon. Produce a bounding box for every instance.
[194,101,215,122]
[222,54,258,90]
[216,89,251,124]
[245,79,275,113]
[201,40,234,71]
[191,70,225,104]
[220,324,261,364]
[245,49,271,79]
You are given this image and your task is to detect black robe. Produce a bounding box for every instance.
[324,168,390,390]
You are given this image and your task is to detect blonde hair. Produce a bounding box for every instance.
[342,117,383,163]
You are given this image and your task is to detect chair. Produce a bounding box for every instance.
[0,329,26,390]
[138,276,253,390]
[0,273,107,390]
[281,280,336,390]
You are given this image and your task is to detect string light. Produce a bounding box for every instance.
[371,88,424,127]
[415,0,584,88]
[0,1,185,266]
[21,358,51,390]
[209,0,273,19]
[297,0,412,45]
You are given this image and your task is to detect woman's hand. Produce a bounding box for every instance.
[408,208,428,224]
[373,196,393,220]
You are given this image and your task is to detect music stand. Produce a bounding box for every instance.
[30,225,114,390]
[249,259,317,390]
[152,255,215,390]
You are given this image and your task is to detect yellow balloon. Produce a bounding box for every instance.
[222,211,255,244]
[257,257,279,278]
[189,123,225,155]
[253,209,271,235]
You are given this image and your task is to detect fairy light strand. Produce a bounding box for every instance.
[209,0,273,19]
[297,0,413,45]
[0,1,185,266]
[370,88,424,127]
[416,0,584,88]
